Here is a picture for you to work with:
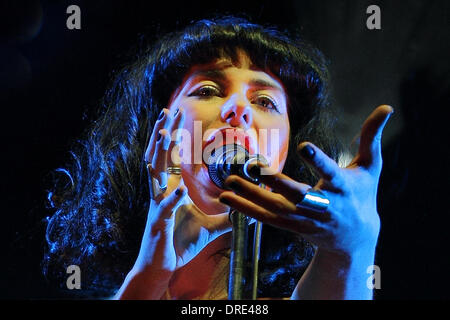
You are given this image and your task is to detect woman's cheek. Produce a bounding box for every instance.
[271,134,289,171]
[260,121,289,171]
[179,111,215,167]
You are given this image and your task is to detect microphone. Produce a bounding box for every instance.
[206,144,267,299]
[206,144,268,189]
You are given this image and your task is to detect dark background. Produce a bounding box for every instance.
[1,0,449,299]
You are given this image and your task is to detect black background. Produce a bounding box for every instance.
[1,0,449,299]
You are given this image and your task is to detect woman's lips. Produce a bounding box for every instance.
[202,127,257,155]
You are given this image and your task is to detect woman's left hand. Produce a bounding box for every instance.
[219,105,393,257]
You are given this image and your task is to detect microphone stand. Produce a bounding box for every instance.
[251,220,263,300]
[228,184,265,300]
[228,210,263,300]
[228,209,249,300]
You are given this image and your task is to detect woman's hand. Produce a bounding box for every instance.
[218,105,393,299]
[218,105,393,258]
[116,107,231,299]
[134,107,231,276]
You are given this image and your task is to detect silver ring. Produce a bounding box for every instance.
[167,166,182,175]
[296,188,330,213]
[146,163,168,200]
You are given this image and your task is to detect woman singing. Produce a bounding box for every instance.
[44,17,393,300]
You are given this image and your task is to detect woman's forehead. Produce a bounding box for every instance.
[182,54,286,91]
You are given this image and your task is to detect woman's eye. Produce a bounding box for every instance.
[190,85,221,98]
[253,96,278,111]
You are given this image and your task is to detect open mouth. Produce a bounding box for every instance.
[202,127,257,158]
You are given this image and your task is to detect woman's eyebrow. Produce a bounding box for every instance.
[190,69,283,92]
[191,69,227,83]
[249,79,283,91]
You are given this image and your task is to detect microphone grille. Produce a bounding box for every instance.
[207,161,224,189]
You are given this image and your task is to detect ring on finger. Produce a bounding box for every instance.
[296,188,330,213]
[167,166,182,175]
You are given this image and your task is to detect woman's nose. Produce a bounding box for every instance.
[220,95,253,129]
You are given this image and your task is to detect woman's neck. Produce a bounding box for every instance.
[166,233,231,300]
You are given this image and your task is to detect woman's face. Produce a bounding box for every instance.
[167,51,290,214]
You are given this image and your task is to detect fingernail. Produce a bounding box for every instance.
[228,180,241,192]
[158,110,164,120]
[219,197,230,205]
[157,132,162,141]
[300,144,315,159]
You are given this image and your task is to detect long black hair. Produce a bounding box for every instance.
[44,16,342,298]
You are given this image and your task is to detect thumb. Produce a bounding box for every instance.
[357,104,394,172]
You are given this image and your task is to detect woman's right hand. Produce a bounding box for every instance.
[115,107,231,299]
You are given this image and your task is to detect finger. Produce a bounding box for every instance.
[225,175,297,214]
[246,162,311,203]
[152,129,171,186]
[225,175,327,221]
[297,142,343,186]
[166,108,185,167]
[144,108,169,161]
[159,185,188,219]
[219,190,282,224]
[167,107,185,141]
[357,105,394,171]
[219,192,318,234]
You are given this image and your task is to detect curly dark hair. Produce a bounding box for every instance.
[43,16,342,298]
